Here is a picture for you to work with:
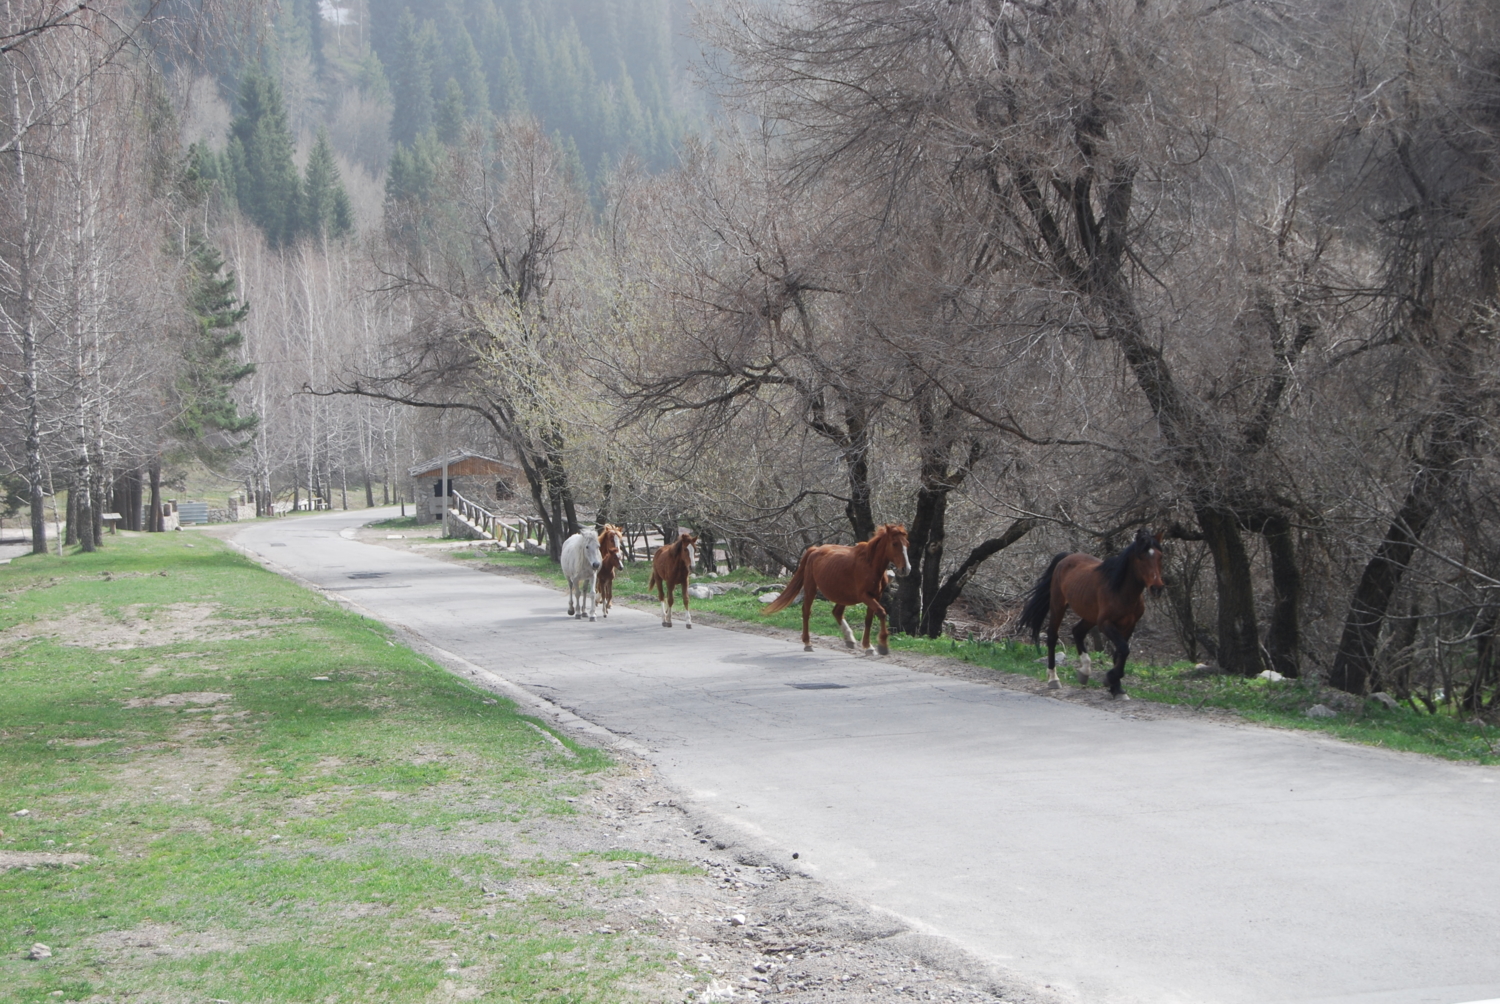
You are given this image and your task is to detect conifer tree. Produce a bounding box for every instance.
[228,71,302,246]
[175,242,257,452]
[390,10,435,145]
[452,26,490,120]
[303,128,353,239]
[436,79,466,144]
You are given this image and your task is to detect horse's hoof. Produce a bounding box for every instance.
[661,621,670,628]
[877,645,889,656]
[588,615,596,622]
[1110,692,1130,701]
[803,644,814,652]
[1047,680,1061,690]
[685,623,692,629]
[1076,672,1091,686]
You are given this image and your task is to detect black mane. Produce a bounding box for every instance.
[1097,530,1158,593]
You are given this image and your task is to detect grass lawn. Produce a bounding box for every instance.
[0,535,687,1003]
[478,549,1500,766]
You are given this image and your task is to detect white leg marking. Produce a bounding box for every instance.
[1078,652,1093,685]
[838,616,855,647]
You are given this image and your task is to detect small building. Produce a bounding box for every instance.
[408,451,525,523]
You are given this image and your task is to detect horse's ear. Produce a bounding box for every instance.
[1154,529,1165,545]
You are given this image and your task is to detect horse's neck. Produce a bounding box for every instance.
[859,534,891,571]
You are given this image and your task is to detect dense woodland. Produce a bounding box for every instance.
[4,0,1500,713]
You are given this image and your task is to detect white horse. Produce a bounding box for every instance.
[560,530,603,621]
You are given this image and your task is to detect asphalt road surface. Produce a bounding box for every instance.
[235,509,1500,1004]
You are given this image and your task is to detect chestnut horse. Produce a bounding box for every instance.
[763,524,912,655]
[594,524,625,619]
[1016,529,1165,699]
[648,532,698,628]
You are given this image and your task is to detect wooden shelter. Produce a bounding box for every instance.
[408,451,525,523]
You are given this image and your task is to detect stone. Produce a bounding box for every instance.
[759,593,777,604]
[1256,670,1285,682]
[1370,692,1400,710]
[1305,704,1337,719]
[11,809,29,817]
[522,541,548,557]
[27,943,51,959]
[730,914,746,926]
[689,585,714,600]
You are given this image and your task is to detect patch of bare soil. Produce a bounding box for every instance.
[83,921,256,965]
[0,603,303,651]
[319,757,1055,1004]
[121,691,232,709]
[108,715,245,808]
[0,850,91,869]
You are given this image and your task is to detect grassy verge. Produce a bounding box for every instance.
[0,535,685,1003]
[479,550,1500,765]
[366,515,423,531]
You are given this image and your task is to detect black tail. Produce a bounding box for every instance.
[1016,553,1068,642]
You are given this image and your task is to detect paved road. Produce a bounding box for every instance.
[235,510,1500,1004]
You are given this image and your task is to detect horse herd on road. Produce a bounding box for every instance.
[557,522,1166,699]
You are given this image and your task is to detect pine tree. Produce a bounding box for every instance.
[303,128,353,239]
[390,9,435,145]
[295,0,324,70]
[436,78,466,145]
[386,134,441,204]
[452,25,490,120]
[228,71,302,246]
[175,242,257,451]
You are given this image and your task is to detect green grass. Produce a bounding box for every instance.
[0,536,685,1003]
[481,549,1500,765]
[367,515,422,530]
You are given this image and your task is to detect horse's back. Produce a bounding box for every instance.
[802,544,880,604]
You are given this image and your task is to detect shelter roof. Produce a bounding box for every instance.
[408,451,522,480]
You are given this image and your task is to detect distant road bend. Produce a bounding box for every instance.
[237,509,1500,1004]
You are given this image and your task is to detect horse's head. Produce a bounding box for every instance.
[1132,529,1166,598]
[582,527,602,571]
[878,524,912,577]
[678,532,699,570]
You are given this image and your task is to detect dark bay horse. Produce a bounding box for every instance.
[1016,529,1165,698]
[595,524,625,619]
[764,524,912,655]
[648,532,698,628]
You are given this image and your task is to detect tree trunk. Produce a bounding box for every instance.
[920,519,1035,637]
[65,480,79,546]
[364,470,374,508]
[893,481,946,635]
[1196,506,1262,675]
[1262,515,1301,677]
[148,457,162,532]
[1328,467,1448,694]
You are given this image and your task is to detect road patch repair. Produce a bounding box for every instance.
[0,531,1041,1003]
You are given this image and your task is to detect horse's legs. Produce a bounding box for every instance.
[1044,606,1067,688]
[1071,619,1094,686]
[832,605,855,648]
[681,581,692,629]
[866,595,892,656]
[1099,623,1131,699]
[658,579,671,627]
[801,588,816,652]
[568,579,576,617]
[861,606,875,651]
[584,580,596,622]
